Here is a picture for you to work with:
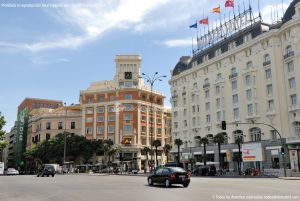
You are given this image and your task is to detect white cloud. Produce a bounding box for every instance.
[158,38,192,48]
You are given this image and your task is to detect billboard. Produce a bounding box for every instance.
[242,143,263,162]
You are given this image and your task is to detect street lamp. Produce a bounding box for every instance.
[139,72,166,170]
[63,103,73,165]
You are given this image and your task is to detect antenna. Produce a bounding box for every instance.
[258,0,261,19]
[271,5,274,24]
[276,4,279,22]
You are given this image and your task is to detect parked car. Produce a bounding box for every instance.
[193,165,216,176]
[6,168,19,175]
[147,167,191,188]
[37,164,55,177]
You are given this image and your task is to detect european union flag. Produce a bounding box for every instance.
[189,23,197,28]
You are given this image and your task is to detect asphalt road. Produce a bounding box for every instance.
[0,175,299,201]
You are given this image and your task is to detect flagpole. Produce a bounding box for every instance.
[219,4,223,37]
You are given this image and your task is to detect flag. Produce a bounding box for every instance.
[212,6,221,13]
[225,0,234,8]
[189,22,197,28]
[199,18,209,25]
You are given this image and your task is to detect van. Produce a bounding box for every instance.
[37,164,55,177]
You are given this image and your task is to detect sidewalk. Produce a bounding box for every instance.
[278,177,300,180]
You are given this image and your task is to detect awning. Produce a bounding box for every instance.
[194,152,202,155]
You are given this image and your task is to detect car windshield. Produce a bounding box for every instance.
[169,167,186,173]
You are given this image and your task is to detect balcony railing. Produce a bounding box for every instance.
[289,104,300,112]
[284,51,294,59]
[263,60,271,66]
[229,73,238,79]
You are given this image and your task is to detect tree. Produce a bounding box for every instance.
[152,140,161,167]
[163,144,172,163]
[142,146,151,172]
[103,139,114,165]
[0,113,8,161]
[213,133,226,172]
[174,139,183,167]
[200,137,209,166]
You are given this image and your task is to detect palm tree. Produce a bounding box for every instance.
[174,139,183,167]
[200,137,209,166]
[152,140,161,168]
[142,146,151,172]
[213,133,226,172]
[163,144,172,163]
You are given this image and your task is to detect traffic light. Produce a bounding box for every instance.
[221,121,226,130]
[281,147,285,155]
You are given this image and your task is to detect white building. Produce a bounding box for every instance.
[169,0,300,174]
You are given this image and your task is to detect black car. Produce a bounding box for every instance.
[164,162,184,168]
[37,164,55,177]
[193,165,216,176]
[147,167,190,188]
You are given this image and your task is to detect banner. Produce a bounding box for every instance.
[242,143,263,162]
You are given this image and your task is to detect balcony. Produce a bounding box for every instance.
[284,51,294,60]
[263,60,271,67]
[203,83,210,89]
[229,73,238,79]
[289,104,300,112]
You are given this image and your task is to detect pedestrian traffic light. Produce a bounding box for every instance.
[221,121,226,130]
[281,147,285,155]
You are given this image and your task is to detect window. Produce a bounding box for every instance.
[247,104,253,115]
[125,81,133,87]
[192,94,196,102]
[291,94,297,105]
[217,111,221,122]
[233,108,239,120]
[267,84,273,96]
[98,107,104,113]
[86,108,93,114]
[46,122,51,130]
[289,78,296,90]
[268,100,275,112]
[46,134,51,141]
[58,122,63,130]
[157,118,162,124]
[204,78,209,85]
[123,104,133,111]
[265,69,272,80]
[174,122,178,129]
[249,127,261,142]
[245,75,252,86]
[232,80,237,91]
[192,117,196,127]
[192,105,196,114]
[86,127,92,134]
[217,73,222,81]
[173,100,178,107]
[264,54,270,63]
[193,82,198,89]
[271,130,278,140]
[184,120,187,127]
[286,45,293,54]
[108,115,115,121]
[141,126,147,133]
[108,125,115,133]
[124,125,132,133]
[205,90,210,98]
[71,121,75,129]
[109,96,115,101]
[246,89,252,101]
[183,97,186,105]
[157,128,162,134]
[206,102,210,112]
[246,61,253,69]
[141,105,147,112]
[97,116,104,122]
[173,111,178,118]
[232,94,239,105]
[124,114,132,120]
[184,109,187,116]
[97,126,104,134]
[231,67,237,75]
[124,94,132,100]
[206,115,211,124]
[141,116,146,121]
[287,61,294,73]
[98,96,105,102]
[108,106,115,112]
[215,85,220,95]
[86,117,93,123]
[293,122,300,137]
[88,98,93,104]
[216,98,221,109]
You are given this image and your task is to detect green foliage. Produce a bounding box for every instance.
[0,113,8,151]
[152,140,161,148]
[200,137,209,146]
[213,133,226,145]
[174,138,183,147]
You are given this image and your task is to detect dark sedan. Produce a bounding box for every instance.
[147,167,190,188]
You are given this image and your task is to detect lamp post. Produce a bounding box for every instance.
[139,72,166,171]
[63,103,67,165]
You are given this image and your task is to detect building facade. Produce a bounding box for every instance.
[10,98,63,169]
[26,105,82,150]
[169,1,300,175]
[80,55,168,171]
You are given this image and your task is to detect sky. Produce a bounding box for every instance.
[0,0,293,132]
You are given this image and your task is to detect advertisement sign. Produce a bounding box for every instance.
[290,150,299,170]
[242,143,263,162]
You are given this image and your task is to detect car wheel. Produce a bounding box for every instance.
[47,174,49,177]
[183,183,189,188]
[52,174,55,177]
[41,174,44,177]
[148,178,153,186]
[165,179,171,188]
[37,174,40,177]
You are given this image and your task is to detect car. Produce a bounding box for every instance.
[193,165,216,176]
[37,164,55,177]
[6,168,19,175]
[147,167,191,188]
[164,162,184,168]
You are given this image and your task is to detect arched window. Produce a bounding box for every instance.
[249,127,262,142]
[204,78,209,85]
[217,73,222,81]
[286,45,292,54]
[231,67,237,75]
[233,130,244,143]
[293,122,300,137]
[264,54,270,63]
[206,134,214,145]
[46,133,51,141]
[246,61,253,70]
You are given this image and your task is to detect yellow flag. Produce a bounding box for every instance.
[212,6,221,13]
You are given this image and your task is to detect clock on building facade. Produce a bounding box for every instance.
[124,72,132,80]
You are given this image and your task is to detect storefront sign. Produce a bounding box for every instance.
[242,143,263,162]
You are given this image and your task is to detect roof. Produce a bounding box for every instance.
[282,0,300,25]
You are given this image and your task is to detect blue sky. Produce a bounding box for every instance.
[0,0,292,131]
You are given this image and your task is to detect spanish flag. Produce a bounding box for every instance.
[212,6,221,13]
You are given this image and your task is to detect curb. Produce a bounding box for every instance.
[278,177,300,180]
